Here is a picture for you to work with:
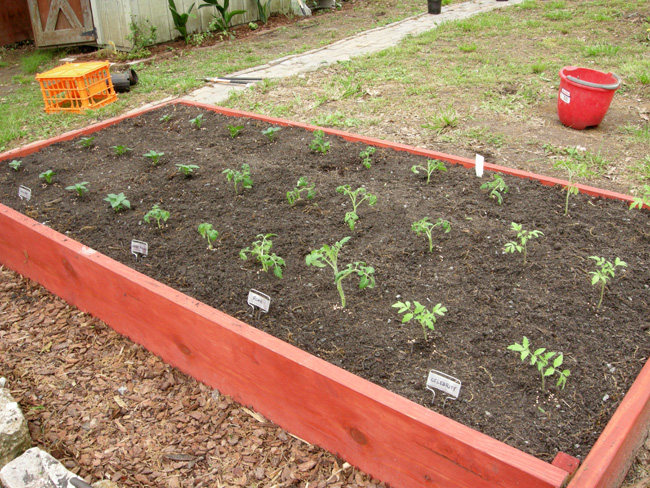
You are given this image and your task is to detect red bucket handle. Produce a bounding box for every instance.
[566,73,621,90]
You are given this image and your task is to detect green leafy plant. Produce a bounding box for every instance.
[77,136,96,148]
[121,17,157,60]
[589,256,627,309]
[336,185,377,230]
[503,222,543,265]
[39,170,55,184]
[480,174,509,205]
[199,0,246,34]
[176,164,200,177]
[190,114,204,128]
[287,176,316,205]
[553,158,593,215]
[197,223,219,250]
[255,0,272,24]
[144,203,170,229]
[8,160,21,171]
[359,146,376,169]
[66,182,89,197]
[143,150,165,166]
[392,300,447,341]
[411,217,451,253]
[630,185,650,210]
[104,193,131,212]
[168,0,196,43]
[262,127,280,141]
[309,129,331,154]
[421,105,458,134]
[507,336,570,390]
[248,22,258,30]
[223,163,252,193]
[111,145,132,156]
[227,124,244,138]
[305,237,375,308]
[240,234,285,278]
[159,114,173,122]
[411,159,446,184]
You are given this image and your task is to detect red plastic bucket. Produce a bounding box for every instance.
[557,66,621,130]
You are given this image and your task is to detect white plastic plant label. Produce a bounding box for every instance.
[18,185,31,201]
[560,88,571,104]
[248,289,270,314]
[426,369,461,406]
[131,239,148,258]
[475,154,484,178]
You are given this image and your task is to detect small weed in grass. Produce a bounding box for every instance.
[620,123,650,144]
[531,60,548,74]
[458,42,477,52]
[631,155,650,182]
[584,44,619,57]
[421,105,458,134]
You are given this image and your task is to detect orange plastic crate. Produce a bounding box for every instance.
[36,62,117,114]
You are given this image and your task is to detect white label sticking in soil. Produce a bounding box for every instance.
[426,370,461,405]
[248,289,270,313]
[560,88,571,104]
[131,239,148,258]
[475,154,484,178]
[18,185,31,201]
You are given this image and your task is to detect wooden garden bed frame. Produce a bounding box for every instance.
[1,99,649,488]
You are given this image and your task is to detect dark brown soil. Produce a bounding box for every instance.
[2,103,650,464]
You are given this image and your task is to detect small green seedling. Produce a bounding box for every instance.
[503,222,543,265]
[159,114,172,122]
[77,136,96,148]
[305,236,375,308]
[176,164,199,177]
[507,336,570,390]
[309,130,331,154]
[104,193,131,212]
[144,204,170,229]
[336,185,377,230]
[39,170,55,184]
[287,176,316,205]
[262,127,280,141]
[66,182,89,197]
[553,159,593,215]
[227,124,244,138]
[197,223,219,250]
[589,256,627,309]
[480,174,509,205]
[143,150,165,166]
[359,146,376,169]
[190,114,204,128]
[411,217,451,253]
[240,234,285,278]
[111,145,132,156]
[630,185,650,210]
[411,159,446,184]
[8,160,22,171]
[223,164,253,193]
[392,300,447,341]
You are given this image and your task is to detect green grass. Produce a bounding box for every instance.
[20,50,57,74]
[620,123,650,143]
[584,43,620,57]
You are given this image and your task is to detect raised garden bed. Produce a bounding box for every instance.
[1,99,649,488]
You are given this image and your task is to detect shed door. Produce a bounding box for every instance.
[27,0,95,47]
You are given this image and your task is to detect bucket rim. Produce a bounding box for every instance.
[560,66,621,91]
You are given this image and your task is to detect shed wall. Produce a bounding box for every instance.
[90,0,292,50]
[0,0,34,46]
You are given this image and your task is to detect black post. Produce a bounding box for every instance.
[427,0,441,14]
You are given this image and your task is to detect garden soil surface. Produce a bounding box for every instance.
[2,104,650,478]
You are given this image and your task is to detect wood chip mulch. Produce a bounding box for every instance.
[0,266,385,488]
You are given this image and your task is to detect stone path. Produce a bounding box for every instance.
[183,0,523,105]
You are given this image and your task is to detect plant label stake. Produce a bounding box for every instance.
[475,154,484,178]
[18,185,32,201]
[131,239,148,261]
[248,289,270,319]
[426,369,461,407]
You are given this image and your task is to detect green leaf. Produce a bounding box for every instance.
[401,313,414,323]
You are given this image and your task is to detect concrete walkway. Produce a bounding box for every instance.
[183,0,523,105]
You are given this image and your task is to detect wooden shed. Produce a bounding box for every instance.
[18,0,291,50]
